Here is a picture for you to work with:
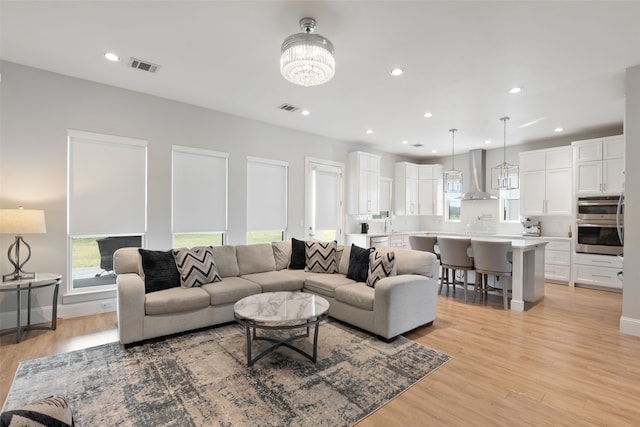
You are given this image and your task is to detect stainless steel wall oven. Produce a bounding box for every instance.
[576,196,623,255]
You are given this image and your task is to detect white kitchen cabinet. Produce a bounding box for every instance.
[544,239,572,283]
[395,162,443,216]
[573,136,625,196]
[519,146,572,215]
[348,151,381,215]
[573,253,622,290]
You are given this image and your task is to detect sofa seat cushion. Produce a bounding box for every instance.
[241,271,304,292]
[304,274,356,298]
[334,282,375,311]
[281,269,319,281]
[201,277,261,306]
[145,286,210,315]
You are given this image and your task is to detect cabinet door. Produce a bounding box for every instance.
[574,140,602,162]
[358,169,370,213]
[546,147,572,169]
[575,161,602,195]
[545,168,572,214]
[602,158,625,194]
[602,136,624,160]
[520,170,546,215]
[418,179,434,215]
[519,151,546,172]
[368,171,380,214]
[406,178,418,215]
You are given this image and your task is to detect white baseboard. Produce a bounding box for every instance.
[620,316,640,337]
[0,299,116,330]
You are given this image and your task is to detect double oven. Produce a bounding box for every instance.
[576,195,624,255]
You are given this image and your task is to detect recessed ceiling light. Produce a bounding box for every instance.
[401,140,409,145]
[554,127,564,132]
[104,52,120,62]
[301,110,310,116]
[431,149,437,153]
[365,129,373,134]
[423,112,433,118]
[390,68,404,77]
[485,140,492,144]
[509,87,521,94]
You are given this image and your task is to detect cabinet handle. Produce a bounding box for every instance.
[592,274,613,279]
[592,260,612,264]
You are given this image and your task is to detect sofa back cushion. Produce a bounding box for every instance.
[338,244,351,275]
[211,246,240,278]
[236,243,277,275]
[272,240,291,270]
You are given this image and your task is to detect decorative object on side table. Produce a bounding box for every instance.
[0,207,46,282]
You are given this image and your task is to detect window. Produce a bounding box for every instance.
[68,130,147,293]
[500,187,520,222]
[247,157,288,243]
[172,146,228,246]
[446,193,461,222]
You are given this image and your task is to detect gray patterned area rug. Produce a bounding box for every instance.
[4,320,450,426]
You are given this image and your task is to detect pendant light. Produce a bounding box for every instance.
[491,116,519,190]
[444,128,463,193]
[280,18,335,87]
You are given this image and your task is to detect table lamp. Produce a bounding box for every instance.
[0,207,47,281]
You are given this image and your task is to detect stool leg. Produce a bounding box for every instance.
[439,269,445,294]
[503,276,510,310]
[473,271,479,302]
[462,271,468,303]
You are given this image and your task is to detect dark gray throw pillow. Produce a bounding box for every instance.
[347,244,371,282]
[289,237,306,270]
[139,249,180,293]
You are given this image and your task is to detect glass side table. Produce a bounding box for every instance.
[0,273,61,343]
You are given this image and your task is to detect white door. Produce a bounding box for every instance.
[545,168,572,214]
[575,161,602,195]
[418,179,434,215]
[520,170,546,215]
[306,158,344,243]
[602,158,625,194]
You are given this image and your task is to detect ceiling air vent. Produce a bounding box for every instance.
[129,57,160,73]
[277,103,300,112]
[412,143,424,147]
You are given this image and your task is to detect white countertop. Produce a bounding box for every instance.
[347,231,570,241]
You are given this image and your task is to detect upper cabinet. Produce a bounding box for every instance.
[573,136,625,196]
[519,146,572,215]
[394,162,443,216]
[348,151,381,215]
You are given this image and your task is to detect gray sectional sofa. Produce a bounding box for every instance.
[114,241,439,345]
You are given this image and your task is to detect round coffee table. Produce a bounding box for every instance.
[234,291,329,367]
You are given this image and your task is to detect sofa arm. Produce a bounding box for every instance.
[373,274,439,339]
[116,273,146,344]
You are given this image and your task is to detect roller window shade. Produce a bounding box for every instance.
[68,131,147,235]
[247,157,288,232]
[172,146,228,233]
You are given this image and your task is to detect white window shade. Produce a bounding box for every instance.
[68,130,147,235]
[172,146,228,233]
[247,157,288,232]
[313,165,341,231]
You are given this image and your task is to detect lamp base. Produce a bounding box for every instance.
[3,271,36,282]
[3,235,36,282]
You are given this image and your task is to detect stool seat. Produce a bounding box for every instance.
[470,240,513,309]
[436,236,474,302]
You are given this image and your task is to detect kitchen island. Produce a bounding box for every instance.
[346,232,548,311]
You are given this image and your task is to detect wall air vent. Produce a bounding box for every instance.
[412,143,424,147]
[277,103,300,112]
[129,57,160,73]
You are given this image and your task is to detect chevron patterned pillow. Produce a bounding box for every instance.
[0,395,73,427]
[366,250,397,288]
[305,240,338,274]
[172,246,222,288]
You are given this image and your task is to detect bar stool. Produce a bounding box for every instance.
[436,237,474,302]
[409,235,448,285]
[470,240,513,310]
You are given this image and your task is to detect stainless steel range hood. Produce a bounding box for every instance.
[460,149,498,201]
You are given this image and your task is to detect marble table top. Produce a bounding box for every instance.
[234,291,329,326]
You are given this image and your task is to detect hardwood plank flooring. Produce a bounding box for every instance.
[2,284,639,426]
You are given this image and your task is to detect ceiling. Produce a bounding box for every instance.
[2,1,639,157]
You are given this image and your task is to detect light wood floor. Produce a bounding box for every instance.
[2,284,640,426]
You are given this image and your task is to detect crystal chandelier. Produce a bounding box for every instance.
[491,116,519,190]
[280,18,335,87]
[444,128,463,193]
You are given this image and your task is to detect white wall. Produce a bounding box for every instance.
[621,64,640,336]
[0,60,411,320]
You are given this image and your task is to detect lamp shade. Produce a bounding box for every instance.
[0,209,47,234]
